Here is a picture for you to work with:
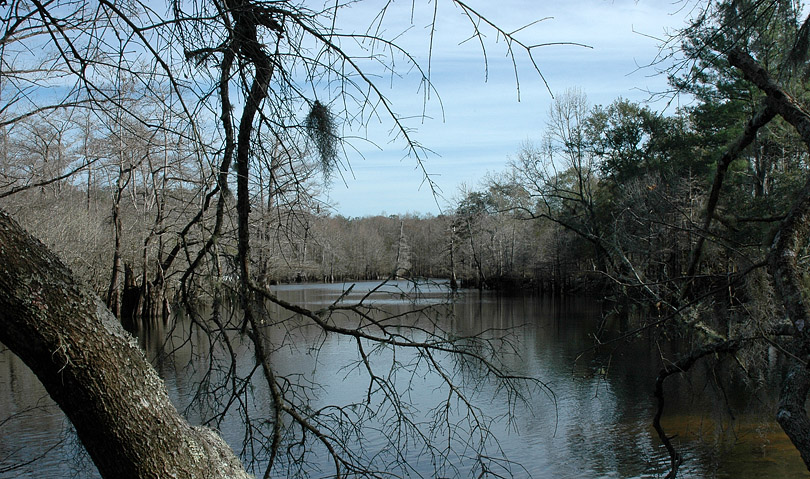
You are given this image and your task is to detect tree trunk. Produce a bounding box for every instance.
[106,163,127,319]
[449,225,458,290]
[0,209,249,479]
[729,48,810,470]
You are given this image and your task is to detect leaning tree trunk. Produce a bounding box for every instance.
[729,49,810,469]
[0,209,249,479]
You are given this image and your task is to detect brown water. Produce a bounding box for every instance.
[0,281,806,477]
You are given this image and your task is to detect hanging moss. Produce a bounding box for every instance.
[305,100,338,180]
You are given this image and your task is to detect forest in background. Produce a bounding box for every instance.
[3,0,807,304]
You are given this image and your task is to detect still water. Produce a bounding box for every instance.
[0,281,806,477]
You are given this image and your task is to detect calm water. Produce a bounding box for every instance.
[0,281,806,478]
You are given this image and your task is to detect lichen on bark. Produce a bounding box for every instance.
[0,209,251,479]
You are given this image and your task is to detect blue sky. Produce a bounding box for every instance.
[322,1,695,217]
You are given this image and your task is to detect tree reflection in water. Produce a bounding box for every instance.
[0,282,805,477]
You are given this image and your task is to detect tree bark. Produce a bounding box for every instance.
[0,209,249,479]
[729,48,810,470]
[682,102,776,295]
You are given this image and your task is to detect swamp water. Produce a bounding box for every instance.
[0,280,806,477]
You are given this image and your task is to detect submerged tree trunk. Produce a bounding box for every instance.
[0,209,249,479]
[449,225,458,290]
[106,167,124,318]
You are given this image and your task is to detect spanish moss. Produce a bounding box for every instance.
[305,100,339,181]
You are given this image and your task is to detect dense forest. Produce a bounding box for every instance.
[5,0,810,478]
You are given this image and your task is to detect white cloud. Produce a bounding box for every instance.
[325,1,694,216]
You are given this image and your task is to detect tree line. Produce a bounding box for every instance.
[1,117,566,302]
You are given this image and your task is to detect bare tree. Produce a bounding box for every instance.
[0,0,561,477]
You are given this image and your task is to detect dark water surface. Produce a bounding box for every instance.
[0,281,806,477]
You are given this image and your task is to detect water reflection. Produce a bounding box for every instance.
[0,345,86,477]
[0,281,806,477]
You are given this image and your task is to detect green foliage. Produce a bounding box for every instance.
[482,0,810,313]
[455,190,493,219]
[588,100,705,185]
